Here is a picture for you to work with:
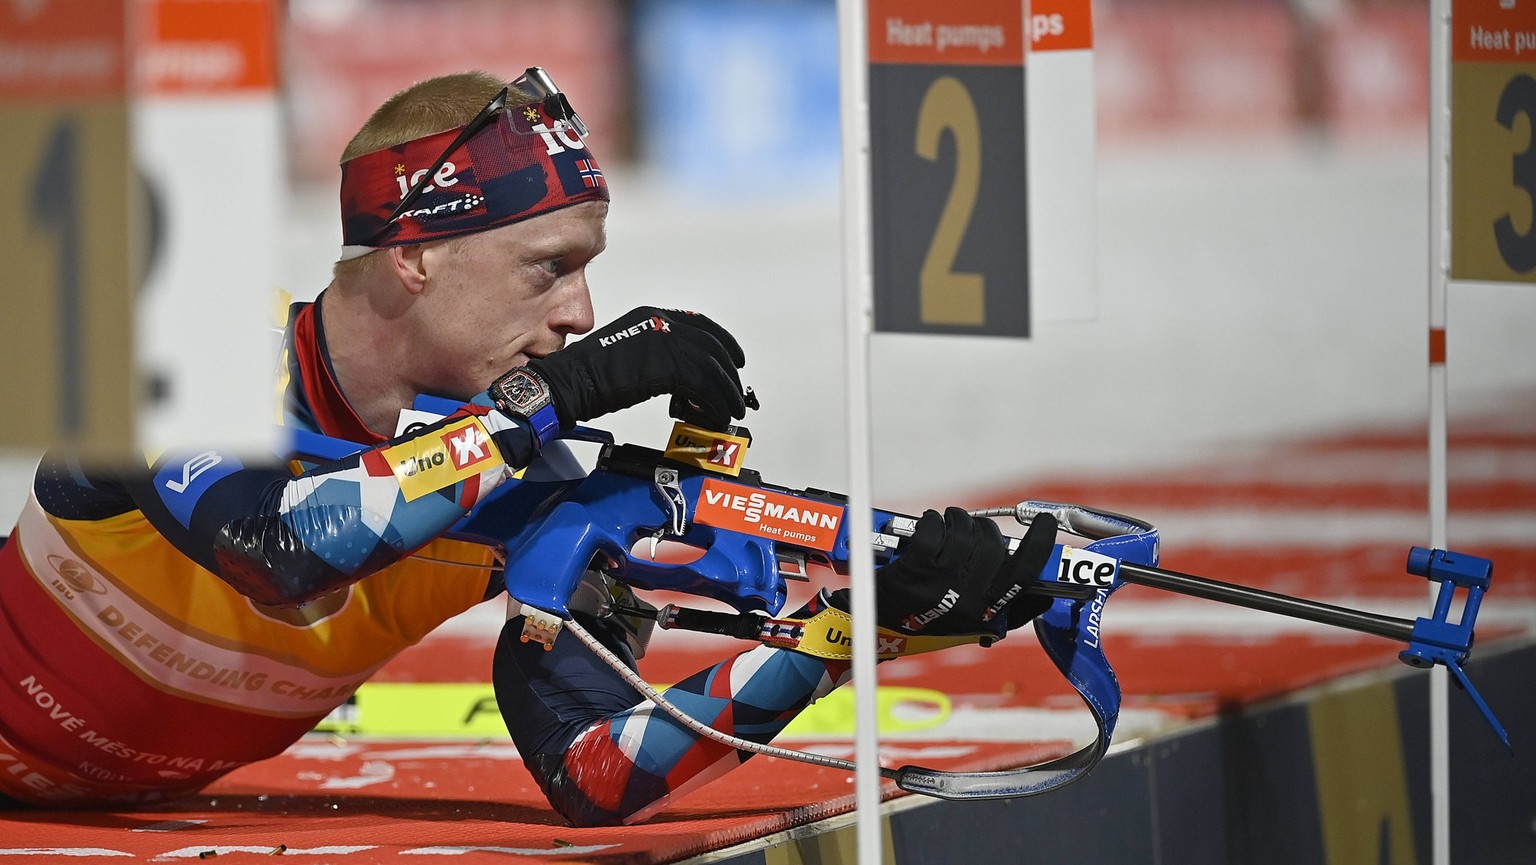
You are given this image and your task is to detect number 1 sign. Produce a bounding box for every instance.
[0,1,136,458]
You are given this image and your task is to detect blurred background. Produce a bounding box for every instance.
[2,0,1532,539]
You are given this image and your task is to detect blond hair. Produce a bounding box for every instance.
[334,70,538,280]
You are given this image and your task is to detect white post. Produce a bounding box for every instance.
[1426,1,1452,862]
[836,1,883,863]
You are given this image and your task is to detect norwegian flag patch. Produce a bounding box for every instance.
[577,159,605,188]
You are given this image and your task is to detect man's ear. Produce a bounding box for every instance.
[390,244,429,295]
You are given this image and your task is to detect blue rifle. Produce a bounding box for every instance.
[290,397,1509,800]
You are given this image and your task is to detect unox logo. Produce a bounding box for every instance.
[397,449,445,477]
[598,316,670,347]
[693,479,843,551]
[383,417,503,502]
[664,422,750,476]
[708,440,739,467]
[442,423,491,471]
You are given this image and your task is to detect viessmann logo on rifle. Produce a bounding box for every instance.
[693,479,843,551]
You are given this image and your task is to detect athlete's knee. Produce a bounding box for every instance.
[524,748,671,827]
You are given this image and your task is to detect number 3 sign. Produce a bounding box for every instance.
[1451,0,1536,283]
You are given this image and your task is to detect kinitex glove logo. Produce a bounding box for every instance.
[664,421,749,476]
[383,416,502,501]
[597,315,670,347]
[694,479,843,551]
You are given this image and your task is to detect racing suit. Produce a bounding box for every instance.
[0,297,848,823]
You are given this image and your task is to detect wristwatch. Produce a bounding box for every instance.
[488,366,561,450]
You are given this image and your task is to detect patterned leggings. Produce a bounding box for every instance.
[493,600,848,826]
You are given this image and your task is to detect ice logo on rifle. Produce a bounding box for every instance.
[1056,547,1118,588]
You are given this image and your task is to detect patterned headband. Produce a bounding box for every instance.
[337,86,608,260]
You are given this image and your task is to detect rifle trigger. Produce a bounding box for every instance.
[654,467,688,539]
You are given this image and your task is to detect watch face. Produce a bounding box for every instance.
[497,369,549,415]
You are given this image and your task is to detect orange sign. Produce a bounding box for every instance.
[1451,0,1536,63]
[694,480,844,552]
[868,0,1024,66]
[138,0,278,94]
[1029,0,1093,53]
[0,0,129,100]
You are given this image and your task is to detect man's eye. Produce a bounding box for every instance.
[539,259,561,276]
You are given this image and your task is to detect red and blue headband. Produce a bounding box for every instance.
[338,73,608,260]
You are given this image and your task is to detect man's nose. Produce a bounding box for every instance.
[551,275,595,336]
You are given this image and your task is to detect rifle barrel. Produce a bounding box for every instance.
[1117,562,1418,643]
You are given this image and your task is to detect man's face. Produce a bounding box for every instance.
[410,200,606,399]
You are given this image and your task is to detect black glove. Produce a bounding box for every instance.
[874,507,1058,635]
[497,306,748,432]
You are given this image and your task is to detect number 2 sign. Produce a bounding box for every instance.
[868,0,1031,336]
[1451,0,1536,283]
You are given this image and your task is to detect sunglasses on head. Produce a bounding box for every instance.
[368,67,589,245]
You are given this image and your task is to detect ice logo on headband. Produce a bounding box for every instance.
[518,103,587,156]
[383,103,590,215]
[337,71,610,258]
[393,161,463,201]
